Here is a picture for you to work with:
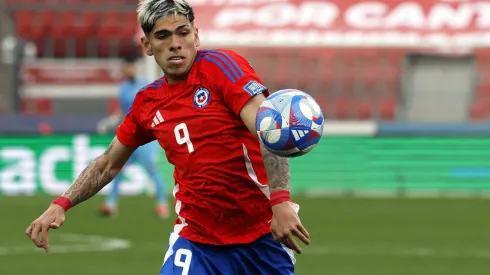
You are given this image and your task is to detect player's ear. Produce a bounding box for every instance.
[141,35,153,56]
[194,27,200,48]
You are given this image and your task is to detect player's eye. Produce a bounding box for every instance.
[180,31,189,36]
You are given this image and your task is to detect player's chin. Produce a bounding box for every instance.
[165,65,191,77]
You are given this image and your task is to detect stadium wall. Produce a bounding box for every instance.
[2,121,490,198]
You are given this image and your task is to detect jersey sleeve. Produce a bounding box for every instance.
[116,94,155,147]
[207,50,269,116]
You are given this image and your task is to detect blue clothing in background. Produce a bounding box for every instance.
[106,77,168,207]
[119,77,151,115]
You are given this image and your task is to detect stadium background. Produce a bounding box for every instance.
[1,0,490,274]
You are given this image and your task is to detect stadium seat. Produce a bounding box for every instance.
[332,97,353,120]
[476,84,490,97]
[97,11,121,38]
[74,11,98,37]
[50,11,75,38]
[20,98,53,115]
[470,104,487,120]
[14,10,33,38]
[470,98,490,120]
[378,97,397,120]
[7,0,140,57]
[355,100,374,120]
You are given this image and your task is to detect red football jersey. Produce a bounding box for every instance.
[116,49,272,245]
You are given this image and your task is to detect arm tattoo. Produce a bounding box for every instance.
[62,141,117,206]
[104,141,114,155]
[260,143,291,192]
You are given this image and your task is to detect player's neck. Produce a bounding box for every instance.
[165,74,189,84]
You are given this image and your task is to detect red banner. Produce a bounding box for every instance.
[23,61,122,85]
[181,0,490,48]
[21,61,123,98]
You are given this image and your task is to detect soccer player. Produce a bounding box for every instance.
[97,56,169,218]
[25,0,310,274]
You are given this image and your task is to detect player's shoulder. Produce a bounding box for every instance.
[198,48,249,67]
[197,48,252,83]
[137,77,165,94]
[198,48,243,59]
[132,77,165,104]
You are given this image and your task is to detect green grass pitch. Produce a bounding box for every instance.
[1,195,490,275]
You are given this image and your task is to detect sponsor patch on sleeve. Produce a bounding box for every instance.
[243,80,267,97]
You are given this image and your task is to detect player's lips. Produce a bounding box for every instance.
[168,56,185,65]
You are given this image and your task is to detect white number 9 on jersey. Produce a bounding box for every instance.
[174,123,194,153]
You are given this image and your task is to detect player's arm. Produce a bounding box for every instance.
[240,93,310,255]
[64,90,152,206]
[25,93,152,252]
[61,137,135,206]
[239,94,291,193]
[25,138,136,252]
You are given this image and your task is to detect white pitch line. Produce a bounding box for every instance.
[0,233,131,256]
[305,246,490,259]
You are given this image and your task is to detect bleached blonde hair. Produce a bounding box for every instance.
[137,0,195,34]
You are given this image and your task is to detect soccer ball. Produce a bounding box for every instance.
[255,89,324,158]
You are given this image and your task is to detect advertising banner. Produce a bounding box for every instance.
[0,135,156,196]
[2,135,490,197]
[185,0,490,47]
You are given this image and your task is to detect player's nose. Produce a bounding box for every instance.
[169,36,182,52]
[170,45,182,52]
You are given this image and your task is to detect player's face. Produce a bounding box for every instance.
[141,15,200,84]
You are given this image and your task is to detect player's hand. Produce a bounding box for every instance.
[271,202,310,254]
[25,204,66,252]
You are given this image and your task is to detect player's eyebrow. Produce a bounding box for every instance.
[154,24,190,37]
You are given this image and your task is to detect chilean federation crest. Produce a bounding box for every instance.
[194,87,210,108]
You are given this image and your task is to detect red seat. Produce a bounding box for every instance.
[332,97,352,120]
[50,11,75,38]
[272,56,294,85]
[97,12,122,38]
[74,11,98,37]
[355,100,374,120]
[20,98,52,115]
[23,10,54,39]
[476,84,490,97]
[15,10,33,38]
[469,98,490,120]
[378,97,396,120]
[470,104,487,120]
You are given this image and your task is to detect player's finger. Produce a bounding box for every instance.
[271,227,280,241]
[25,224,33,238]
[287,234,302,254]
[282,238,295,251]
[50,217,63,229]
[49,223,59,229]
[41,224,50,252]
[297,223,310,240]
[293,226,310,245]
[29,224,43,247]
